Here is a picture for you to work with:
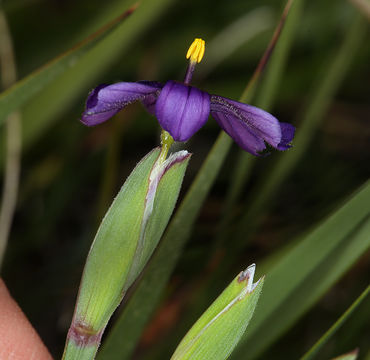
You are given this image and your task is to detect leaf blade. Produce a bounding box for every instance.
[0,3,138,126]
[171,266,264,360]
[300,285,369,360]
[231,181,370,359]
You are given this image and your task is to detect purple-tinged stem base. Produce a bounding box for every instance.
[62,320,104,360]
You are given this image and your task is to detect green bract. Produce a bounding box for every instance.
[171,264,264,360]
[63,147,190,359]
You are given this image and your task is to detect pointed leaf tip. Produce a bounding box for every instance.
[171,264,264,360]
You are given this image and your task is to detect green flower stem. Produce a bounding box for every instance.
[62,331,101,360]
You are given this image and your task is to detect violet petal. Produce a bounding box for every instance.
[81,81,162,126]
[277,122,295,150]
[210,102,266,155]
[155,81,210,142]
[210,95,293,155]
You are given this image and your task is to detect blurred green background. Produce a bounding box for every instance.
[1,0,369,358]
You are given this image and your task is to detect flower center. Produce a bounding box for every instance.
[184,38,205,85]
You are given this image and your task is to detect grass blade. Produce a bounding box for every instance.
[300,285,369,360]
[0,3,138,127]
[231,181,370,359]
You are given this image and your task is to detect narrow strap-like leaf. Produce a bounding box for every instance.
[231,181,370,359]
[0,3,138,126]
[300,285,369,360]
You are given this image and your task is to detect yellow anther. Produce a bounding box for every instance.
[186,38,205,63]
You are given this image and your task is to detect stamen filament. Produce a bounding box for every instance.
[184,38,206,85]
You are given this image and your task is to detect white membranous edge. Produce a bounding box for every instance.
[238,263,260,297]
[125,149,190,288]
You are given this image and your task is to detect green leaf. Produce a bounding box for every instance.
[300,285,369,360]
[171,265,264,360]
[0,3,137,127]
[63,148,190,359]
[231,181,370,359]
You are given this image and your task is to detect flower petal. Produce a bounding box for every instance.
[81,81,162,126]
[210,95,294,155]
[210,106,266,155]
[277,122,295,150]
[155,81,210,142]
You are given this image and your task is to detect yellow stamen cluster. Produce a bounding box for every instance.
[186,38,205,63]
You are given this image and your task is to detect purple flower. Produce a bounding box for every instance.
[82,39,294,156]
